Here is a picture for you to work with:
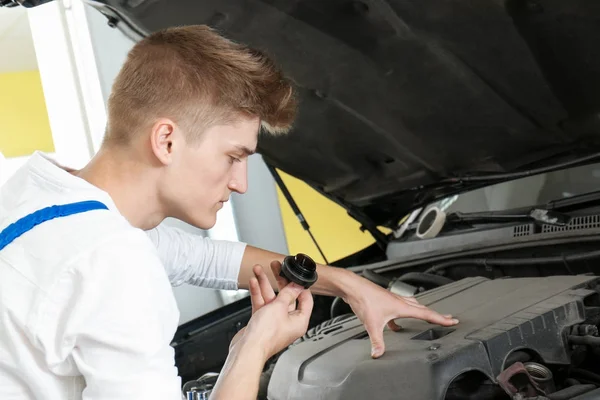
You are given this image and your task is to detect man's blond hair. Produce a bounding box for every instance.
[104,25,297,144]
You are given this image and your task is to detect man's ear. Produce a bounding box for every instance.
[149,118,177,165]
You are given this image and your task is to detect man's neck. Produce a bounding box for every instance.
[74,148,165,230]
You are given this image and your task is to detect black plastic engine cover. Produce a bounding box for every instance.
[268,275,600,400]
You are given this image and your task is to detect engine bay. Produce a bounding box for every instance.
[267,275,600,400]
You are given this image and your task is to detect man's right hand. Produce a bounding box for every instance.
[210,265,313,400]
[231,264,313,362]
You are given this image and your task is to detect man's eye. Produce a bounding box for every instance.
[229,156,240,164]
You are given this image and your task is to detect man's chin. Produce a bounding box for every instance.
[197,215,217,231]
[176,213,215,231]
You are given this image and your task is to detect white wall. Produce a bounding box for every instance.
[80,3,289,324]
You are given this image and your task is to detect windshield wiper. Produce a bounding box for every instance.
[545,189,600,212]
[446,208,572,227]
[444,189,600,228]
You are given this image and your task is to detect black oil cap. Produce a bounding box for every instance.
[280,253,318,289]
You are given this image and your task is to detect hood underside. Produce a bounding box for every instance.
[85,0,600,227]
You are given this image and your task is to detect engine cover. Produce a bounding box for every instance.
[268,275,600,400]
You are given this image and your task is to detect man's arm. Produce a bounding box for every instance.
[148,225,458,359]
[239,244,352,297]
[147,223,245,289]
[211,273,313,400]
[239,244,459,359]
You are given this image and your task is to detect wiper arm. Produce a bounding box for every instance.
[442,189,600,230]
[447,208,571,227]
[546,189,600,212]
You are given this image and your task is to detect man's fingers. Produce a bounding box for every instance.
[295,288,314,316]
[275,282,305,308]
[365,322,386,359]
[249,277,264,314]
[288,289,314,334]
[270,260,288,292]
[254,265,276,303]
[413,307,459,326]
[387,320,403,332]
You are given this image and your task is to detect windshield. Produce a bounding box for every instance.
[427,162,600,214]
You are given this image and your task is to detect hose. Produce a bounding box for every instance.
[362,269,392,287]
[571,369,600,384]
[330,297,352,318]
[425,249,600,274]
[569,336,600,347]
[547,384,596,400]
[397,272,454,287]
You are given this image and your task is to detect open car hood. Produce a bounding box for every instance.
[18,0,600,228]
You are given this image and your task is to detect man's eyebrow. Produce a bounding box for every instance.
[235,145,256,156]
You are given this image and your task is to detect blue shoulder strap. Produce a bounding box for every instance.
[0,200,108,252]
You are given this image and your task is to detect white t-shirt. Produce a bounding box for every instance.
[0,152,246,399]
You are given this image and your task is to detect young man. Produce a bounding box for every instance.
[0,25,457,399]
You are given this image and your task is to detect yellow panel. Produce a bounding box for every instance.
[276,170,378,264]
[0,70,54,157]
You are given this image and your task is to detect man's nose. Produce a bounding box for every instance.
[228,163,248,194]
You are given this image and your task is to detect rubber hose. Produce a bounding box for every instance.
[425,249,600,274]
[569,335,600,347]
[362,269,391,287]
[547,384,596,400]
[397,272,454,287]
[571,369,600,384]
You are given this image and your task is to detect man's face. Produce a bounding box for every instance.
[163,114,260,229]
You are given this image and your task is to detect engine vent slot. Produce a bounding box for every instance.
[320,325,344,336]
[411,327,455,341]
[513,224,532,237]
[542,214,600,233]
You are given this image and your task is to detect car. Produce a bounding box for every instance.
[5,0,600,399]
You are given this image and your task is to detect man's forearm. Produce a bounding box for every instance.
[210,336,266,400]
[239,245,357,299]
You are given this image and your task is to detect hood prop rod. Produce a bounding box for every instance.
[266,164,329,265]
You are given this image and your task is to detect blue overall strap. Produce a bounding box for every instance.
[0,200,108,252]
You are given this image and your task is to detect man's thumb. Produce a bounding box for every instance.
[367,324,385,359]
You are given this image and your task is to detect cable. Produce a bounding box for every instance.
[330,297,352,318]
[441,152,600,183]
[266,165,328,264]
[362,269,392,287]
[397,272,454,287]
[425,249,600,274]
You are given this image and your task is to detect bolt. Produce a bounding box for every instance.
[107,17,118,28]
[429,343,441,351]
[582,325,599,336]
[427,354,439,361]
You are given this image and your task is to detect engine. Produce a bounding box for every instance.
[267,275,600,400]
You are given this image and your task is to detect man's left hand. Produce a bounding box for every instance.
[269,261,459,359]
[341,275,458,358]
